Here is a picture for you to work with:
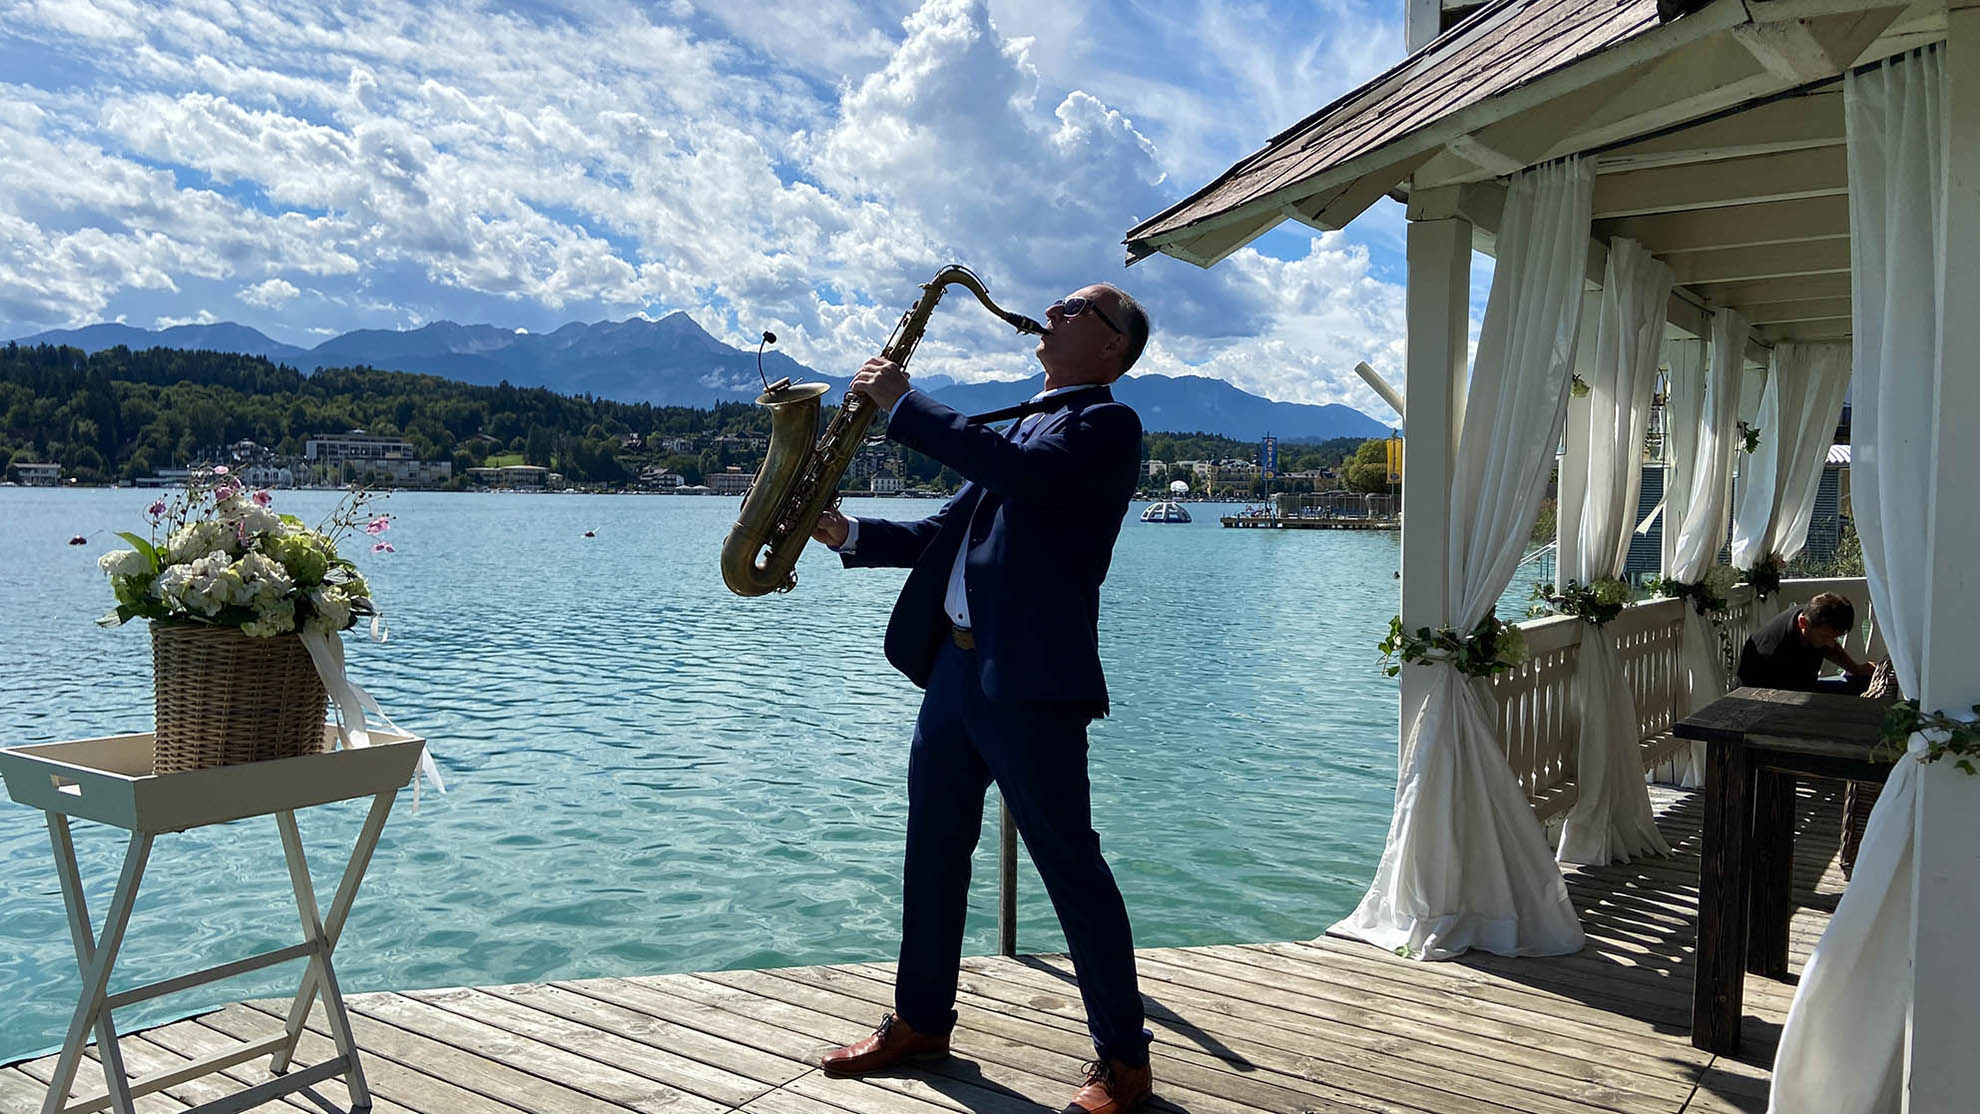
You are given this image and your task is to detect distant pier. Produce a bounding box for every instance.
[1221,514,1398,530]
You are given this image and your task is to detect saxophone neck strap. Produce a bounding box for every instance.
[966,385,1108,426]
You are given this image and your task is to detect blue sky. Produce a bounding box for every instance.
[0,0,1429,413]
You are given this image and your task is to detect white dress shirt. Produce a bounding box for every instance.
[834,384,1088,629]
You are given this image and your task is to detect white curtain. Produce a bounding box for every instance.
[1664,308,1748,787]
[1769,48,1942,1114]
[1331,160,1590,960]
[1730,343,1853,567]
[1558,238,1675,865]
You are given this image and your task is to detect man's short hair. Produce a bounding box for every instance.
[1099,284,1149,375]
[1806,592,1856,634]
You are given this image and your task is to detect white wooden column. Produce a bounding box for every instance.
[1399,214,1470,752]
[1907,6,1980,1109]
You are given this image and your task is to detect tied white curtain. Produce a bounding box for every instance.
[1769,48,1941,1114]
[1558,238,1674,865]
[1665,308,1749,787]
[1729,343,1853,568]
[1331,160,1590,960]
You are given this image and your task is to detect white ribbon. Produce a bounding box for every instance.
[298,629,445,803]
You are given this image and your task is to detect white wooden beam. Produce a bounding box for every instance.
[1663,238,1851,284]
[1594,90,1844,173]
[1909,7,1980,1111]
[1733,18,1859,82]
[1399,216,1471,750]
[1592,146,1849,219]
[1751,320,1853,343]
[1595,196,1852,253]
[1688,272,1852,304]
[1736,296,1854,325]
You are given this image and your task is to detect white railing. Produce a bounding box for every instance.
[1487,576,1873,822]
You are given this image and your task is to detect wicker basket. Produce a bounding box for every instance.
[151,623,329,774]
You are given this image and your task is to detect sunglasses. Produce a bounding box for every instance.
[1049,296,1126,337]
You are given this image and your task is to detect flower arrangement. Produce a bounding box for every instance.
[1534,577,1632,625]
[1380,613,1529,678]
[1741,553,1786,599]
[97,469,391,638]
[1650,564,1740,617]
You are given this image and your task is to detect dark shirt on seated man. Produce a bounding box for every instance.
[1737,591,1874,694]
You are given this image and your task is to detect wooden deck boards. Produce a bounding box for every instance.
[6,783,1847,1114]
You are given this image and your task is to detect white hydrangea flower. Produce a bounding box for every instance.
[165,521,237,564]
[305,587,354,634]
[96,549,149,578]
[236,505,283,539]
[172,551,235,616]
[234,552,294,606]
[241,599,297,638]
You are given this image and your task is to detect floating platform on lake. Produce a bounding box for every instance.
[4,784,1837,1114]
[1220,514,1399,530]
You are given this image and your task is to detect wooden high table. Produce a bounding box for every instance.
[1673,686,1895,1053]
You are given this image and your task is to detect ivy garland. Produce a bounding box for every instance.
[1738,420,1763,455]
[1881,700,1980,776]
[1379,613,1530,679]
[1741,553,1786,599]
[1649,565,1740,618]
[1534,578,1632,626]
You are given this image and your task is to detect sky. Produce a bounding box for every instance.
[0,0,1439,417]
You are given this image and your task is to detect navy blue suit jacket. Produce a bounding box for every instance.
[841,385,1141,718]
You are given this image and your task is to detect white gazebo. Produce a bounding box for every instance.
[1127,2,1979,1110]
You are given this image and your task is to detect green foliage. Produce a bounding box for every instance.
[1740,553,1785,599]
[1882,700,1980,775]
[1530,497,1557,545]
[1378,613,1529,678]
[1344,439,1394,493]
[1533,578,1632,625]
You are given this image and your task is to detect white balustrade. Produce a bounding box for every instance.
[1486,577,1872,824]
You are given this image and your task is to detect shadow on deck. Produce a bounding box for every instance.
[2,784,1843,1114]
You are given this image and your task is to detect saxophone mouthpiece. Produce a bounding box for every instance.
[1010,314,1049,336]
[756,330,777,390]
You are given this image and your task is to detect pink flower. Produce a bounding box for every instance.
[372,542,395,553]
[213,485,238,502]
[146,500,166,518]
[365,515,392,536]
[252,490,273,507]
[211,465,229,476]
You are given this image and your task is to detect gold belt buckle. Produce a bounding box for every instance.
[950,624,976,650]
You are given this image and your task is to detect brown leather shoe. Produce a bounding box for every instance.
[819,1012,950,1075]
[1063,1058,1153,1114]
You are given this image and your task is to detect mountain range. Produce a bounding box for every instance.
[12,317,1392,442]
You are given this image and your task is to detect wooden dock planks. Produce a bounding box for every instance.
[5,784,1842,1113]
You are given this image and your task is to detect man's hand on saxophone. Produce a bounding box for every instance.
[811,507,851,548]
[849,356,911,412]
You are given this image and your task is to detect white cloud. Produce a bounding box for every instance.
[0,0,1410,419]
[154,308,217,328]
[239,277,299,308]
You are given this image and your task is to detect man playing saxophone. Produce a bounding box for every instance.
[810,283,1155,1114]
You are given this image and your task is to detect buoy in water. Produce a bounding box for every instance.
[584,530,596,538]
[68,535,88,546]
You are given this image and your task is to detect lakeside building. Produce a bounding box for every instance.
[1143,459,1166,477]
[464,465,561,490]
[8,461,58,486]
[870,470,903,494]
[304,431,451,488]
[707,468,753,496]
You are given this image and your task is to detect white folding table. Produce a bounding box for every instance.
[0,728,426,1114]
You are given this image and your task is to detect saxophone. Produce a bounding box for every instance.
[721,265,1047,596]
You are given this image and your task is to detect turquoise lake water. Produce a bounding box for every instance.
[0,488,1407,1063]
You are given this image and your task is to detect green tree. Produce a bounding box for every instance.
[1344,440,1394,493]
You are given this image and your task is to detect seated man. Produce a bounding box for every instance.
[1736,591,1875,694]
